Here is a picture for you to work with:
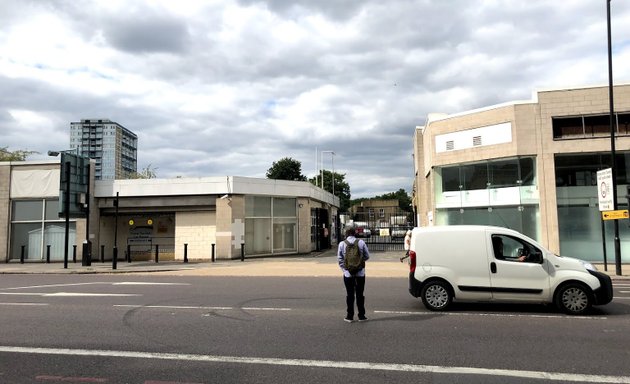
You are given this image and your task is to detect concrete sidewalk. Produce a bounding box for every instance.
[0,249,628,279]
[0,249,409,278]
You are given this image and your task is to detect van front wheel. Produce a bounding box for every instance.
[555,283,592,315]
[421,280,452,311]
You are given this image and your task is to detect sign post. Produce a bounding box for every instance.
[597,168,613,271]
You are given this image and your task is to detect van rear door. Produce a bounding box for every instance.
[487,233,551,302]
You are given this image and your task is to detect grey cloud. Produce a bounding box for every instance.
[102,15,191,54]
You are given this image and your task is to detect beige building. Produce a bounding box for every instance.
[1,160,339,263]
[413,83,630,262]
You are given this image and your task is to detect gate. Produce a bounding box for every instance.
[342,208,414,251]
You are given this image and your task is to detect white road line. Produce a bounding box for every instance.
[113,305,291,311]
[1,282,188,291]
[2,282,105,290]
[374,310,607,320]
[1,346,628,383]
[0,302,48,306]
[0,292,141,297]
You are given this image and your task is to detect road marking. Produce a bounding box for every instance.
[374,310,607,320]
[36,375,107,383]
[1,282,188,291]
[0,302,48,306]
[1,346,629,383]
[1,282,104,290]
[113,305,291,311]
[113,282,190,286]
[0,292,141,297]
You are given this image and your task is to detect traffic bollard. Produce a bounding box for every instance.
[184,243,188,263]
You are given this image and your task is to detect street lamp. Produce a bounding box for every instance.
[606,0,622,275]
[322,151,335,196]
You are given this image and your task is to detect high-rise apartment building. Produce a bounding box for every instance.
[69,119,137,180]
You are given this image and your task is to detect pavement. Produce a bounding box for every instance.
[1,248,629,279]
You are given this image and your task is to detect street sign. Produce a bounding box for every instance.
[597,168,614,211]
[602,209,629,221]
[59,152,90,218]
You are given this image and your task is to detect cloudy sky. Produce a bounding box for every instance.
[2,0,630,198]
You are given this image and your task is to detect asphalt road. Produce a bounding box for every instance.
[1,274,629,384]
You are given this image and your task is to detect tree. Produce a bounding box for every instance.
[0,146,37,161]
[309,170,352,211]
[128,164,158,179]
[375,188,412,212]
[266,157,307,181]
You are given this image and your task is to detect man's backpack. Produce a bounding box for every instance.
[344,240,365,275]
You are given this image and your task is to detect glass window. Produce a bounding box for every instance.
[12,200,43,221]
[519,158,535,186]
[553,117,583,139]
[245,196,271,217]
[584,115,610,137]
[441,166,460,192]
[273,198,296,217]
[461,162,488,190]
[45,199,60,220]
[489,159,518,188]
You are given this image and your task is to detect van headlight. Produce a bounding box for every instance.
[580,261,597,271]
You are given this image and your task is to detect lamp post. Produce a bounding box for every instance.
[322,151,335,196]
[606,0,622,275]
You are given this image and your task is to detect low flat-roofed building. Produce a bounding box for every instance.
[1,160,338,263]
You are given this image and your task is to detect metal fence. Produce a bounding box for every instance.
[342,209,414,252]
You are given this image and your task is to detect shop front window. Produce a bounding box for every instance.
[10,199,76,260]
[245,196,297,255]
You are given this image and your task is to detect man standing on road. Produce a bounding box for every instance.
[338,223,370,323]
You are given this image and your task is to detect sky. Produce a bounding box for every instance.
[2,0,630,198]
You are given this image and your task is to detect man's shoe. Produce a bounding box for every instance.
[344,317,354,323]
[358,316,369,322]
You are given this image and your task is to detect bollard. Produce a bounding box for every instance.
[101,245,105,263]
[73,245,77,263]
[127,244,131,263]
[184,243,188,263]
[211,243,215,262]
[20,245,25,264]
[46,245,51,263]
[155,244,159,263]
[241,243,244,262]
[112,246,117,270]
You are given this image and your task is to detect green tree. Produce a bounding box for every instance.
[309,170,352,211]
[266,157,307,181]
[375,188,412,212]
[0,146,37,161]
[128,164,158,179]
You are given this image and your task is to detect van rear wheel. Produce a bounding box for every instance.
[555,283,592,315]
[420,280,452,311]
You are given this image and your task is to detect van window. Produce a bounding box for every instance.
[491,234,542,263]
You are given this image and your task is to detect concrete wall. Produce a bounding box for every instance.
[175,211,216,261]
[0,164,10,261]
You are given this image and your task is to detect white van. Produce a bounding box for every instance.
[408,226,613,315]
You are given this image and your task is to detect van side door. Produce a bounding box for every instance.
[488,234,552,302]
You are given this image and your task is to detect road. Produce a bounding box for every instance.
[0,274,629,383]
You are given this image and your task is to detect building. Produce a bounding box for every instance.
[0,160,339,263]
[413,83,630,263]
[70,119,137,180]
